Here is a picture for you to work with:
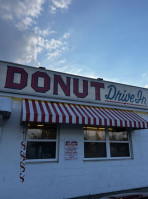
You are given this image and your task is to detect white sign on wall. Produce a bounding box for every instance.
[64,140,78,160]
[0,60,148,110]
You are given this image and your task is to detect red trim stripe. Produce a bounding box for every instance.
[56,103,66,123]
[99,108,113,127]
[101,108,118,127]
[113,109,128,127]
[69,104,79,124]
[131,111,148,128]
[25,99,30,122]
[38,101,45,122]
[50,103,59,123]
[124,110,139,128]
[117,110,133,128]
[45,102,52,123]
[73,104,87,125]
[82,106,96,125]
[96,107,112,126]
[130,112,143,128]
[91,107,107,126]
[89,107,102,126]
[107,108,123,127]
[62,104,73,124]
[32,100,37,122]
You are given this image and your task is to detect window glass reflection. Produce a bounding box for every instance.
[27,124,56,140]
[84,142,106,158]
[84,127,106,141]
[109,127,128,141]
[110,143,130,157]
[26,142,56,159]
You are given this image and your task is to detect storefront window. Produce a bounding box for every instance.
[84,127,107,158]
[26,123,58,160]
[109,127,130,157]
[84,126,131,159]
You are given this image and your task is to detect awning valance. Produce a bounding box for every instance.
[21,99,148,129]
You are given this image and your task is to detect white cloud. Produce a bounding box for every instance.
[50,0,72,13]
[57,59,66,64]
[44,60,99,79]
[142,73,147,77]
[0,0,45,30]
[13,31,69,65]
[46,36,69,60]
[0,27,70,66]
[63,32,70,39]
[46,39,63,50]
[0,0,72,67]
[0,29,41,66]
[13,34,42,66]
[47,49,61,60]
[34,26,57,36]
[144,85,148,88]
[0,0,73,27]
[16,17,35,31]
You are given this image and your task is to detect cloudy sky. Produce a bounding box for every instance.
[0,0,148,88]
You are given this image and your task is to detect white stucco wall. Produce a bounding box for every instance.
[1,98,148,199]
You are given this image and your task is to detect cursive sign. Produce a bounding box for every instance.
[105,85,147,105]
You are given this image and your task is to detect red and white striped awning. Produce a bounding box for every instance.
[21,99,148,129]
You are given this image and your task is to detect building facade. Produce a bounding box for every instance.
[0,60,148,199]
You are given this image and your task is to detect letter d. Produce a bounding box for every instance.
[105,85,116,100]
[5,66,28,90]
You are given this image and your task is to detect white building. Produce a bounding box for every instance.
[0,60,148,199]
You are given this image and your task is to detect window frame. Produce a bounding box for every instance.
[25,123,59,163]
[83,126,132,161]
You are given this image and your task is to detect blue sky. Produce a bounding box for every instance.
[0,0,148,88]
